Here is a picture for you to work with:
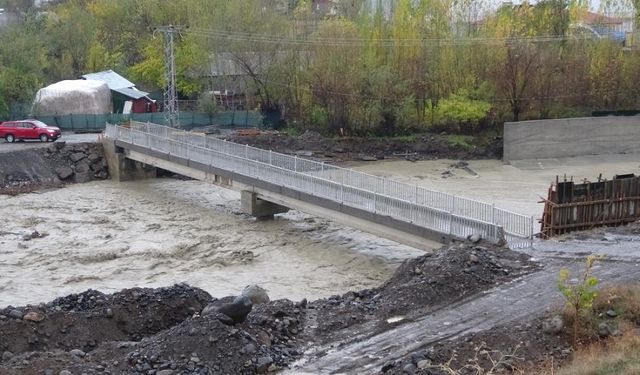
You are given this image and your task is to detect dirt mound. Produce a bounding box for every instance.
[308,243,538,342]
[0,284,211,357]
[379,242,536,316]
[0,290,305,374]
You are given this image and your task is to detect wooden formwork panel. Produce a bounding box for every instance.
[541,175,640,238]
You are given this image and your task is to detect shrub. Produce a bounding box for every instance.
[558,255,601,344]
[432,93,492,134]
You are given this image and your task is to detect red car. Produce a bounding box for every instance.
[0,120,62,143]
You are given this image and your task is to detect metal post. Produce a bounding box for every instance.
[448,212,454,235]
[372,192,377,213]
[491,203,496,241]
[530,215,535,248]
[294,155,298,172]
[449,197,456,235]
[269,150,272,165]
[245,144,248,159]
[409,202,413,223]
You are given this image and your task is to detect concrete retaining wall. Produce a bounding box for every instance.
[503,117,640,162]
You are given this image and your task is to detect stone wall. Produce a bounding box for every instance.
[0,142,109,194]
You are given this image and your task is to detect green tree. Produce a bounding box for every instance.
[45,3,96,79]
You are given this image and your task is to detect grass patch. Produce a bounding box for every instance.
[280,126,304,137]
[593,284,640,325]
[447,134,475,150]
[536,283,640,375]
[553,334,640,375]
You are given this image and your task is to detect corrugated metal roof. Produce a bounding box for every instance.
[82,70,135,90]
[113,87,150,100]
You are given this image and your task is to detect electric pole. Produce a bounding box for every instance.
[155,25,180,127]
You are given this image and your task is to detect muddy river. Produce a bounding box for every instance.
[0,179,423,307]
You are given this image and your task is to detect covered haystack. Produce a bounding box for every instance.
[32,79,112,115]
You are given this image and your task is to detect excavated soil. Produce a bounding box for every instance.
[0,242,543,374]
[306,243,537,344]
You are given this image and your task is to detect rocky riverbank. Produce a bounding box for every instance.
[0,142,109,195]
[227,131,503,163]
[0,242,549,374]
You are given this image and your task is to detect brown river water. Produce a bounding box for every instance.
[0,179,423,307]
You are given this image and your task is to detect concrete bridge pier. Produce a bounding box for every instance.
[241,191,290,220]
[102,139,157,181]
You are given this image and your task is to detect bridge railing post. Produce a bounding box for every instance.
[491,203,496,240]
[529,215,535,248]
[373,192,376,213]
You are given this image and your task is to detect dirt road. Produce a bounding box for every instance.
[289,252,640,374]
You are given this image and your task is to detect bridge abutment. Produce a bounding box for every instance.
[241,191,290,220]
[102,139,157,181]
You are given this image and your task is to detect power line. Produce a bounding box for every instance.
[186,27,600,47]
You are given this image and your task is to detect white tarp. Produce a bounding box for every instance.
[32,79,112,115]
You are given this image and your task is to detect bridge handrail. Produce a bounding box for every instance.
[114,125,500,238]
[107,122,535,247]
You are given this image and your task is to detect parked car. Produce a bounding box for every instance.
[0,120,62,143]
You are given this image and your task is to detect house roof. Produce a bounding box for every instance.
[113,87,150,100]
[582,11,623,25]
[82,70,136,90]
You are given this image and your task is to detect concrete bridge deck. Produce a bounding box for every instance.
[104,123,534,250]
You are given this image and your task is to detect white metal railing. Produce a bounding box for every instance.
[106,122,536,248]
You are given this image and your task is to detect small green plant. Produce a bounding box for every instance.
[558,255,602,344]
[447,134,475,150]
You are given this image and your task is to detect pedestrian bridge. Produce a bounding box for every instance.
[104,122,534,250]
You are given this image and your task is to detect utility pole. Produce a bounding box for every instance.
[154,25,180,127]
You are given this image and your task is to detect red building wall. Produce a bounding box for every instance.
[132,98,158,113]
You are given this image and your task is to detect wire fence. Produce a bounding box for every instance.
[4,111,263,131]
[107,122,536,248]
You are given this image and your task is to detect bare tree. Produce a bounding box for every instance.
[496,41,540,121]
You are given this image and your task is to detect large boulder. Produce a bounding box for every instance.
[241,284,270,305]
[32,79,112,115]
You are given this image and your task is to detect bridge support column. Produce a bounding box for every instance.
[241,191,289,220]
[102,139,157,181]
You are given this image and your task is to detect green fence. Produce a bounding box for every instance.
[21,111,263,132]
